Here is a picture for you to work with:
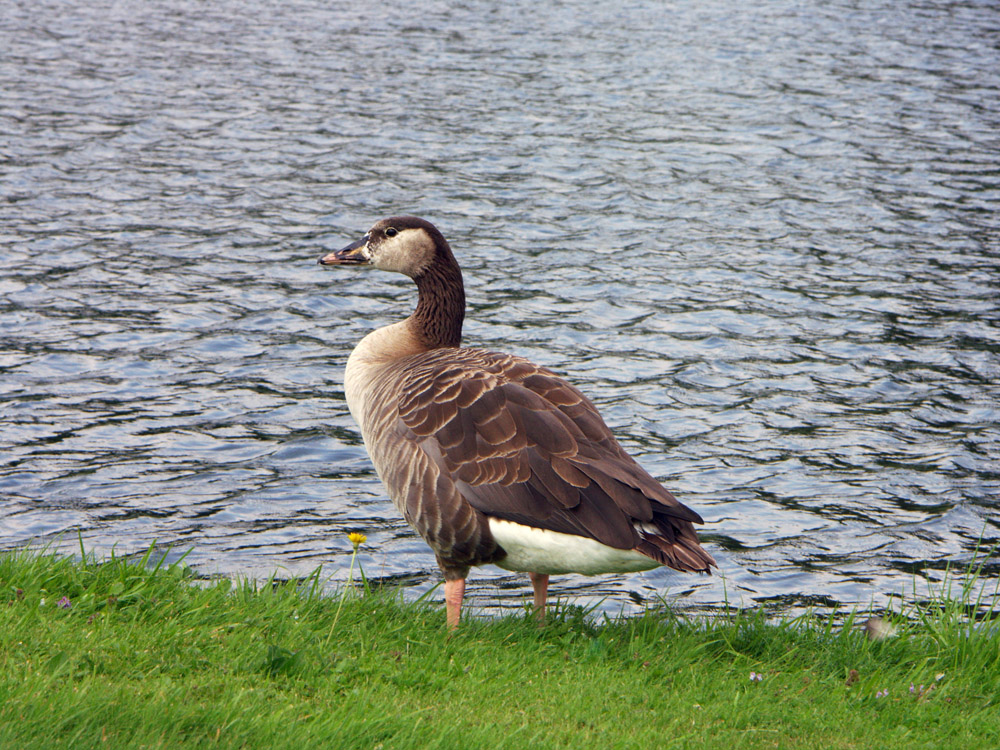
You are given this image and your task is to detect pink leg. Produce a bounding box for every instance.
[529,572,549,622]
[444,578,466,630]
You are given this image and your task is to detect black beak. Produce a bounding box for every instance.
[318,237,369,266]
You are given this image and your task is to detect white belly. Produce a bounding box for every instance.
[488,518,661,576]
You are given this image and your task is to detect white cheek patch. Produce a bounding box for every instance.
[373,229,434,276]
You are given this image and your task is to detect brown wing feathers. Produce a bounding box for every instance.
[397,348,715,573]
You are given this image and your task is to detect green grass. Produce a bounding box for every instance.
[1,545,998,749]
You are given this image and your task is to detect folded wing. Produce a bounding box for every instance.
[394,349,715,573]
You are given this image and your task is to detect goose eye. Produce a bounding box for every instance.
[385,227,398,238]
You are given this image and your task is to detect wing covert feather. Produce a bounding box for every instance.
[391,348,713,571]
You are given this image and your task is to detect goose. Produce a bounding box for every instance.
[319,216,715,628]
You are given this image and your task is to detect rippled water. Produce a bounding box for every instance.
[2,0,998,619]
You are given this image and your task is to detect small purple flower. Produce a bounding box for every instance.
[57,596,72,610]
[749,671,763,682]
[875,689,888,699]
[910,683,916,694]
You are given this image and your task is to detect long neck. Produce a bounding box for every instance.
[410,248,465,349]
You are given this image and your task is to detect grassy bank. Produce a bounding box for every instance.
[1,546,998,749]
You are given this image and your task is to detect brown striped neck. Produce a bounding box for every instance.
[410,242,465,349]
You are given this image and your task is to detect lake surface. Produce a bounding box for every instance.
[2,0,998,620]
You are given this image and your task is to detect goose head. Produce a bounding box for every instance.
[319,216,448,279]
[318,216,466,349]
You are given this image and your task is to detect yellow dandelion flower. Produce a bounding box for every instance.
[348,532,367,548]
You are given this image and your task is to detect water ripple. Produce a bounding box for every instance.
[2,0,998,618]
